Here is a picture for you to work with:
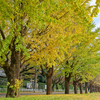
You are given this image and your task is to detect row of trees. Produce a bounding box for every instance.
[0,0,100,98]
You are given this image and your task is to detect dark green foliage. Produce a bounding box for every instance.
[38,70,46,83]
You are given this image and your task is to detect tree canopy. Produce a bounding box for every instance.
[0,0,100,97]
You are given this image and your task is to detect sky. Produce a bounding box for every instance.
[90,0,100,30]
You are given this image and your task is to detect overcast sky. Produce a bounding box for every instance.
[90,0,100,30]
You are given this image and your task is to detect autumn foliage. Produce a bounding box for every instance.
[0,0,100,97]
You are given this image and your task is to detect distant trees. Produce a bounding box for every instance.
[52,74,64,91]
[60,25,100,94]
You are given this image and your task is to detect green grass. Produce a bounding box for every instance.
[0,93,100,100]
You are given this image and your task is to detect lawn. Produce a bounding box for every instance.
[0,93,100,100]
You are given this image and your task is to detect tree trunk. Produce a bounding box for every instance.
[65,72,71,94]
[46,67,53,95]
[41,65,53,95]
[65,79,70,94]
[90,83,93,93]
[79,83,83,94]
[52,84,55,91]
[56,84,58,90]
[96,86,98,92]
[34,68,37,89]
[6,75,19,97]
[98,87,100,92]
[47,76,52,94]
[61,84,64,90]
[73,81,77,94]
[4,51,21,97]
[85,82,88,93]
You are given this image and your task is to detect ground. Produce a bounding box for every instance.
[0,93,100,100]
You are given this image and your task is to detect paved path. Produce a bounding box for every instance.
[0,92,66,97]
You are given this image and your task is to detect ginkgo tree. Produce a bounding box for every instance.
[72,27,100,93]
[62,26,100,94]
[59,0,100,94]
[0,0,100,97]
[25,0,100,95]
[0,0,70,97]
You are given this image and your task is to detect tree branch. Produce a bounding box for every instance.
[20,66,34,74]
[40,65,47,77]
[51,11,69,20]
[21,18,30,37]
[51,66,54,76]
[20,57,32,68]
[0,27,5,40]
